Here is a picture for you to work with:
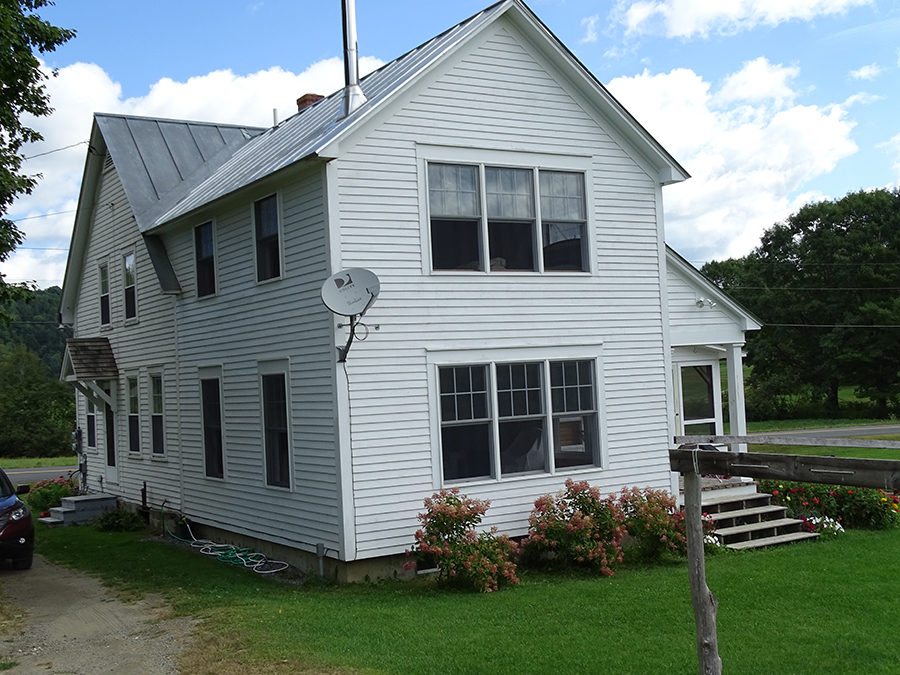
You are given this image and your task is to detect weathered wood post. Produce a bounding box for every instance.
[684,457,722,675]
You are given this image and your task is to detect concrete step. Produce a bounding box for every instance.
[37,516,64,527]
[727,530,820,550]
[45,493,118,526]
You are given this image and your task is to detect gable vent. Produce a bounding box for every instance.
[103,152,115,172]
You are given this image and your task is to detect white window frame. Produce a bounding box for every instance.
[194,220,218,298]
[127,374,140,456]
[427,344,606,487]
[674,360,723,437]
[98,260,111,327]
[259,359,292,490]
[252,193,283,284]
[199,366,226,480]
[417,145,594,276]
[85,395,97,450]
[150,371,165,456]
[123,250,137,322]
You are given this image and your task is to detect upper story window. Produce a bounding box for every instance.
[99,263,110,325]
[123,253,137,320]
[195,221,216,297]
[254,194,281,282]
[438,358,600,483]
[428,163,587,273]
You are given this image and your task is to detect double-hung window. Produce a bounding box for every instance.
[261,372,290,488]
[428,163,588,273]
[86,398,97,448]
[127,376,140,454]
[255,194,281,282]
[123,253,137,319]
[151,374,164,455]
[439,358,600,482]
[99,263,110,325]
[201,376,224,478]
[195,221,216,297]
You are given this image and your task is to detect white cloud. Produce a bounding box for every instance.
[581,15,600,43]
[615,0,873,38]
[607,60,858,261]
[849,63,882,80]
[3,56,383,287]
[878,131,900,186]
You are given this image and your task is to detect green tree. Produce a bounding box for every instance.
[0,342,74,457]
[703,188,900,418]
[0,285,70,374]
[0,1,75,317]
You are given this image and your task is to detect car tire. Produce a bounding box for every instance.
[11,556,32,571]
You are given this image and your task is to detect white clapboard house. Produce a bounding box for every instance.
[59,0,760,580]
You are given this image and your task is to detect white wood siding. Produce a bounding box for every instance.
[72,164,182,509]
[667,264,747,346]
[333,22,673,557]
[169,164,340,554]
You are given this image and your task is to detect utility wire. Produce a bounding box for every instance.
[22,140,89,160]
[10,210,76,223]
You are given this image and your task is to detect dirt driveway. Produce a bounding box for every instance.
[0,555,196,674]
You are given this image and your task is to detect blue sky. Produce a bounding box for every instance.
[5,0,900,287]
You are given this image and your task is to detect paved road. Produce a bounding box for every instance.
[4,465,77,485]
[748,424,900,438]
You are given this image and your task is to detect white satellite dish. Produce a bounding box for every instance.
[321,268,380,317]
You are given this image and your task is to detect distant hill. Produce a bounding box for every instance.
[0,286,72,376]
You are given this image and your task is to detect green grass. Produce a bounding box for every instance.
[0,456,76,469]
[745,419,895,433]
[28,524,900,675]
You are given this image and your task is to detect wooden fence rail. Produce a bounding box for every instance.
[670,435,900,675]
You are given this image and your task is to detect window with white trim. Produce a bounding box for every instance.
[679,364,718,435]
[127,376,140,454]
[261,371,290,488]
[254,194,281,282]
[428,163,588,273]
[200,375,224,478]
[86,398,97,448]
[99,263,110,325]
[194,221,216,297]
[151,374,164,455]
[439,358,600,482]
[123,253,137,319]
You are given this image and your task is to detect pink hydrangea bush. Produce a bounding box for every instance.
[519,479,626,575]
[616,486,687,560]
[404,487,519,592]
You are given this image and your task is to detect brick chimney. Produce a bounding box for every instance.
[297,93,324,112]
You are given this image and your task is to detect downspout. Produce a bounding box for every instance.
[340,0,367,118]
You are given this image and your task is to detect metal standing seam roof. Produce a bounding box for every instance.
[95,114,268,233]
[149,2,509,229]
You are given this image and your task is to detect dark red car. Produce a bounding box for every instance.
[0,468,34,570]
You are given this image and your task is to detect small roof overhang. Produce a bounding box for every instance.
[60,338,120,408]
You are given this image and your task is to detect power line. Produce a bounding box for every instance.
[729,286,900,291]
[22,140,89,160]
[10,210,76,223]
[765,323,900,328]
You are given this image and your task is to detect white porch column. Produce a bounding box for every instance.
[726,343,747,453]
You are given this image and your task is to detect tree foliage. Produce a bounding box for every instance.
[0,342,74,457]
[0,285,69,374]
[0,1,75,312]
[703,188,900,418]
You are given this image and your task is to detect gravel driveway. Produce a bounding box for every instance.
[0,555,196,674]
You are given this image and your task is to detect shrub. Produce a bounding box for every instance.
[24,476,77,514]
[759,479,899,529]
[616,487,687,560]
[519,478,625,575]
[404,488,518,592]
[94,508,146,532]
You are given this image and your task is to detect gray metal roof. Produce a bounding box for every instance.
[148,1,508,228]
[96,114,267,232]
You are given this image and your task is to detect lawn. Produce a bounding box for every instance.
[22,524,900,675]
[1,456,76,469]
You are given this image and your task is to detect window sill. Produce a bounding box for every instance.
[124,318,140,327]
[443,466,603,488]
[429,269,591,277]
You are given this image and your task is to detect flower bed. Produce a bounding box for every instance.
[759,479,899,530]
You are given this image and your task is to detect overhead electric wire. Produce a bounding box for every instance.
[22,140,88,160]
